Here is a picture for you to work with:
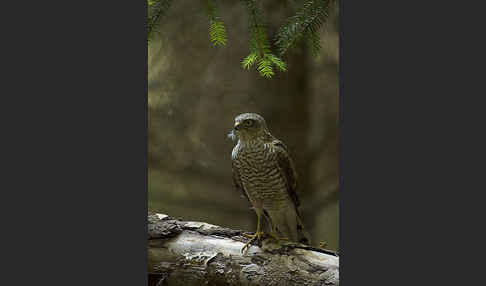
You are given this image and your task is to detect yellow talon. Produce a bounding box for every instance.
[270,225,288,241]
[270,233,288,241]
[241,212,264,254]
[243,231,264,240]
[241,231,265,253]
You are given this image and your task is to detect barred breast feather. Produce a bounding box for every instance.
[231,137,310,244]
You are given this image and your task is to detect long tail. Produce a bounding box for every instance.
[296,212,311,245]
[270,205,311,245]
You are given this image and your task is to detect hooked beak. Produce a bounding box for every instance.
[233,122,242,130]
[228,122,241,141]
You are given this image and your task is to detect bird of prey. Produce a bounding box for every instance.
[228,113,310,252]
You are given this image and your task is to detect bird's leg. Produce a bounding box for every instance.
[243,212,264,239]
[269,224,288,241]
[241,212,265,253]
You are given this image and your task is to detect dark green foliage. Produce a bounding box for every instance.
[148,0,172,42]
[205,0,228,46]
[275,0,331,56]
[241,0,286,78]
[147,0,333,77]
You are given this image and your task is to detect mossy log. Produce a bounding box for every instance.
[148,212,339,286]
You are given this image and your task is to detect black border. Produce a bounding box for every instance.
[4,0,479,284]
[2,1,148,284]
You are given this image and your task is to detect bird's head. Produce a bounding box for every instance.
[228,113,269,142]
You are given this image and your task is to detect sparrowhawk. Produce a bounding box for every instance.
[228,113,310,252]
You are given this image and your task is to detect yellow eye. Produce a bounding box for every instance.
[244,120,253,127]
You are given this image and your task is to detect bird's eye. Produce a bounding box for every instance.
[244,120,253,127]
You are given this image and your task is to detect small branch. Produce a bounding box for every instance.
[292,244,339,257]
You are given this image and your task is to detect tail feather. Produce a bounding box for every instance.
[271,205,311,245]
[296,213,311,245]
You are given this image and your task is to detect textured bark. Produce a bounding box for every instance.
[148,212,339,286]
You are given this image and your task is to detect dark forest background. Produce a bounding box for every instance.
[148,1,339,250]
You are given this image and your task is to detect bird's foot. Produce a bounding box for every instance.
[241,231,265,254]
[243,231,265,240]
[269,231,288,242]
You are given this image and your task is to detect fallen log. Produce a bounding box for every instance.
[148,212,339,285]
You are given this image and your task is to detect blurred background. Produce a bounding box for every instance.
[148,1,339,251]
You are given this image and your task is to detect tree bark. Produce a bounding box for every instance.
[148,212,339,286]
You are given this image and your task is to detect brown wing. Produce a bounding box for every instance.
[232,158,250,202]
[273,140,300,208]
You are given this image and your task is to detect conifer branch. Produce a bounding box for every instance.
[147,0,336,78]
[241,0,286,78]
[205,0,228,47]
[275,0,331,56]
[148,0,172,42]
